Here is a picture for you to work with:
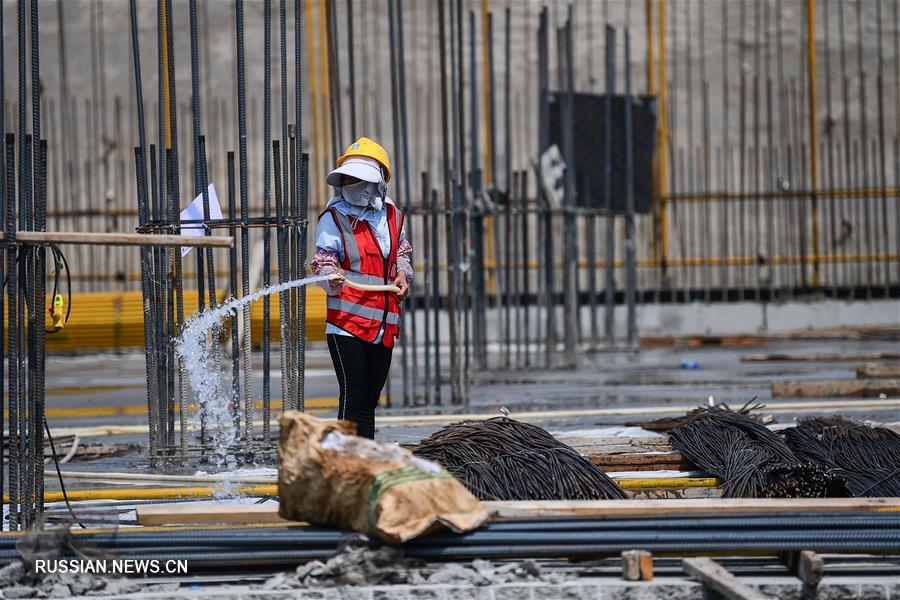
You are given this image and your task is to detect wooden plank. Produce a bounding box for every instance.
[0,231,234,248]
[621,550,653,581]
[135,496,900,526]
[642,325,900,348]
[137,501,288,526]
[743,352,900,363]
[683,557,771,600]
[588,452,690,473]
[857,363,900,379]
[779,550,824,587]
[483,497,900,519]
[772,379,900,398]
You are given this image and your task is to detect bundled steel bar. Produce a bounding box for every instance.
[413,417,627,501]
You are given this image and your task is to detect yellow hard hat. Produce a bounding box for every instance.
[335,137,392,183]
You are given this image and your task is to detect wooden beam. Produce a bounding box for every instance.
[772,379,900,398]
[133,497,900,527]
[857,363,900,379]
[622,550,654,581]
[588,452,690,473]
[483,497,900,519]
[779,550,824,587]
[743,352,900,362]
[137,501,287,526]
[0,231,234,248]
[683,557,771,600]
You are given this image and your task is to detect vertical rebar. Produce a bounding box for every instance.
[236,0,253,438]
[295,0,308,414]
[227,151,240,430]
[603,25,616,345]
[347,0,356,139]
[468,9,486,371]
[263,0,273,439]
[397,0,416,399]
[421,172,432,405]
[431,188,442,405]
[562,16,577,365]
[537,8,555,367]
[624,29,637,346]
[0,0,5,519]
[274,140,289,427]
[33,138,47,517]
[5,133,18,528]
[438,0,459,405]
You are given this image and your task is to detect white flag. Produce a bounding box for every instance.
[180,184,224,257]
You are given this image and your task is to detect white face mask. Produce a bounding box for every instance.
[339,180,382,210]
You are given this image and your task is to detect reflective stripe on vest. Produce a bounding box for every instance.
[326,297,400,325]
[330,210,362,272]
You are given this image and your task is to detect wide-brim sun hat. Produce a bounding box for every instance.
[325,155,384,186]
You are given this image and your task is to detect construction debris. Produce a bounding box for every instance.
[259,536,553,589]
[413,417,627,501]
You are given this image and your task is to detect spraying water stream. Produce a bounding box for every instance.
[175,275,331,464]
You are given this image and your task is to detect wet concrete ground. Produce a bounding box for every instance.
[31,336,899,489]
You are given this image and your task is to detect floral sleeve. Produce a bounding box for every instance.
[397,238,413,282]
[311,248,342,294]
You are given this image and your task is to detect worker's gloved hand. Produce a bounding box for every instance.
[327,269,345,293]
[393,271,409,301]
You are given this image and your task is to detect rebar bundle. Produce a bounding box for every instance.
[781,419,900,497]
[669,410,832,498]
[627,399,770,433]
[412,417,627,501]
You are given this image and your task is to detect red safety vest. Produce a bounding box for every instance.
[321,203,404,347]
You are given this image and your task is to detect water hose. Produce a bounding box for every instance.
[329,272,401,294]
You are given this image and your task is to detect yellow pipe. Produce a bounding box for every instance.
[5,485,278,504]
[18,477,722,505]
[617,477,721,490]
[807,0,820,287]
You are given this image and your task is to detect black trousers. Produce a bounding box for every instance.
[326,333,393,439]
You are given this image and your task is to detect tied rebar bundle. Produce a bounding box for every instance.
[412,418,627,501]
[626,400,771,433]
[669,411,832,498]
[781,420,900,497]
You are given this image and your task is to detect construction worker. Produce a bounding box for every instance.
[310,138,412,439]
